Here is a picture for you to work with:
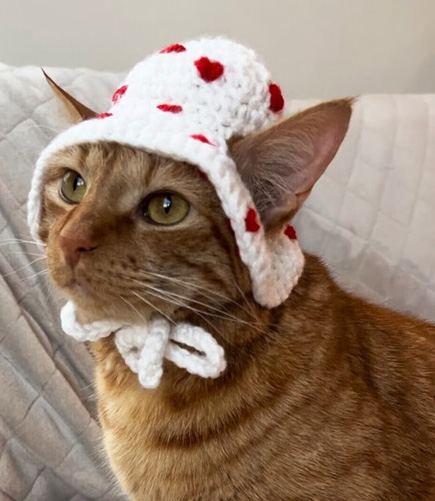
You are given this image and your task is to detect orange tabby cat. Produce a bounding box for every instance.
[37,83,435,500]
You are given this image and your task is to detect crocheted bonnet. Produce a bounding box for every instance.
[27,37,304,310]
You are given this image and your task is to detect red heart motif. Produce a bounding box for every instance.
[194,57,224,82]
[112,85,128,104]
[95,112,113,120]
[284,225,297,240]
[160,43,186,54]
[245,208,261,233]
[269,83,285,113]
[190,134,213,145]
[199,171,209,182]
[157,104,183,113]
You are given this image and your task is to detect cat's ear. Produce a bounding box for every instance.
[42,69,98,123]
[230,98,353,233]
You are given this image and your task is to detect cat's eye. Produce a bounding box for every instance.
[60,170,87,204]
[143,192,190,225]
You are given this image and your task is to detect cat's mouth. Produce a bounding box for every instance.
[67,277,91,296]
[50,263,162,325]
[49,260,114,311]
[58,275,139,325]
[47,247,182,325]
[51,263,91,295]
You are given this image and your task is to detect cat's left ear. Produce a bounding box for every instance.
[230,98,353,233]
[42,69,98,123]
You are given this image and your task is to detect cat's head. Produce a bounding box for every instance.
[30,42,351,333]
[33,91,351,332]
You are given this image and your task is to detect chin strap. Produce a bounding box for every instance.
[60,301,227,389]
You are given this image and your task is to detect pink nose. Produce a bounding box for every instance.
[59,230,98,269]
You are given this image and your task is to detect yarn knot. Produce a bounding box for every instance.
[60,301,227,388]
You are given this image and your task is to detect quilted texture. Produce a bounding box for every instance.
[0,62,434,499]
[0,64,125,501]
[292,95,435,320]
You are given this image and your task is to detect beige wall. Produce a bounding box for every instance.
[1,0,434,98]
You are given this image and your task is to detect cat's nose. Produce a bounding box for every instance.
[59,230,98,269]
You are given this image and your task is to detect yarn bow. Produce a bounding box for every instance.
[60,301,227,388]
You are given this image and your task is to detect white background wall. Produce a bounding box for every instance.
[1,0,434,99]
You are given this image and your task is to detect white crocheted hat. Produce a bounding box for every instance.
[28,37,304,309]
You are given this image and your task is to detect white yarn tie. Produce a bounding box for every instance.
[166,323,226,378]
[60,300,121,342]
[60,301,227,389]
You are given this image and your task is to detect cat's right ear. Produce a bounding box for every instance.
[230,99,352,234]
[42,69,98,123]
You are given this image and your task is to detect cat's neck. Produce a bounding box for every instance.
[165,253,339,391]
[96,256,336,393]
[91,254,348,448]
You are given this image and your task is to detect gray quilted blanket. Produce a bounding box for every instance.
[1,62,434,500]
[0,65,125,500]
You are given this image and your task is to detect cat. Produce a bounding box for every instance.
[36,76,435,500]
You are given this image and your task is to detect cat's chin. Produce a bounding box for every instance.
[53,267,105,302]
[50,264,164,326]
[53,276,113,321]
[58,278,96,305]
[63,291,145,326]
[59,282,153,326]
[67,279,92,296]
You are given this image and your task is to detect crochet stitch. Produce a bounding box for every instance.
[28,37,305,308]
[28,37,306,387]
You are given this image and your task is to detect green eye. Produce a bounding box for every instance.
[144,192,190,225]
[60,171,87,203]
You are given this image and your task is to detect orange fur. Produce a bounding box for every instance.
[39,100,435,500]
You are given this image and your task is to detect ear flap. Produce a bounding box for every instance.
[230,98,353,233]
[42,69,98,123]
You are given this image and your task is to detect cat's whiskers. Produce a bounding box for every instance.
[232,279,257,319]
[4,251,46,257]
[132,276,234,319]
[130,290,175,326]
[135,269,260,324]
[126,277,271,343]
[119,294,149,325]
[130,276,257,327]
[0,238,46,247]
[137,269,242,307]
[141,270,254,307]
[1,256,48,277]
[128,279,223,339]
[22,268,50,281]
